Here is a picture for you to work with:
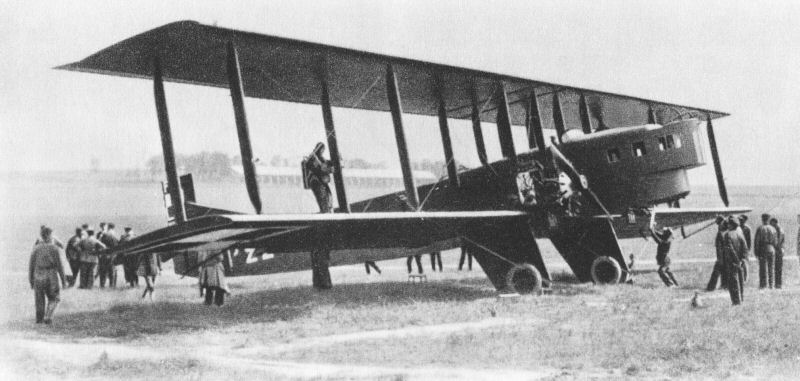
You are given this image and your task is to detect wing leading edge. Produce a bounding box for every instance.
[57,21,728,132]
[651,207,753,229]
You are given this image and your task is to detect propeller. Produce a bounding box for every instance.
[551,91,566,142]
[705,113,729,206]
[547,145,611,217]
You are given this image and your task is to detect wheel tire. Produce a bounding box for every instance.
[590,256,622,284]
[505,263,543,294]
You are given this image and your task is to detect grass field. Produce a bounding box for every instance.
[1,172,799,380]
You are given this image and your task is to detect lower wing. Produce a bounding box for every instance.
[651,206,752,228]
[108,210,528,259]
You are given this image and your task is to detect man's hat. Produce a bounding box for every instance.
[738,214,748,221]
[124,227,132,231]
[762,213,771,220]
[715,216,725,224]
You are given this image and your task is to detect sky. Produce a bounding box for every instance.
[2,0,800,186]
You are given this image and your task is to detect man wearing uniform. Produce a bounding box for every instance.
[65,228,83,287]
[770,218,785,289]
[78,229,106,289]
[198,251,230,306]
[305,143,334,290]
[754,213,778,289]
[738,215,752,282]
[120,227,138,287]
[722,217,747,305]
[651,227,678,287]
[706,217,728,291]
[98,223,120,288]
[29,227,67,324]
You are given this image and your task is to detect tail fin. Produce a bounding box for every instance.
[163,174,239,223]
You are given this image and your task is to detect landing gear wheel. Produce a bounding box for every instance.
[590,256,622,284]
[505,263,543,294]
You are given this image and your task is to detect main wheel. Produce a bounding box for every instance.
[505,263,543,294]
[590,256,622,284]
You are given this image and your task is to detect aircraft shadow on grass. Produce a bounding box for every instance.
[9,280,500,339]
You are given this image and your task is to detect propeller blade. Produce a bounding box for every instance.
[552,92,566,142]
[579,93,592,134]
[548,145,611,217]
[705,114,729,206]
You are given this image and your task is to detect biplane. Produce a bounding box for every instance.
[58,21,749,293]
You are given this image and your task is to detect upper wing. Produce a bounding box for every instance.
[107,210,527,258]
[57,21,727,131]
[651,207,752,228]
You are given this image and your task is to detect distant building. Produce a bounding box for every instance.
[231,164,438,188]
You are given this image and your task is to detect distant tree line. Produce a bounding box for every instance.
[146,152,451,180]
[147,152,234,180]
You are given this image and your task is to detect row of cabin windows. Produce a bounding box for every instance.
[606,134,682,163]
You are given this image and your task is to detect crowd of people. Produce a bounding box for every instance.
[704,213,787,305]
[28,223,160,324]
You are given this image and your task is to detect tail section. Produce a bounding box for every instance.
[162,174,239,223]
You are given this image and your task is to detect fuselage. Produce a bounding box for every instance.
[173,119,707,278]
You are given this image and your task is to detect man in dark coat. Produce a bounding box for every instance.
[722,217,747,305]
[98,223,120,288]
[78,229,106,289]
[770,218,785,289]
[65,228,83,287]
[120,227,138,287]
[706,217,728,291]
[754,213,778,289]
[29,227,67,324]
[738,215,752,282]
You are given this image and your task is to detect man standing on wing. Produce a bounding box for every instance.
[304,142,334,290]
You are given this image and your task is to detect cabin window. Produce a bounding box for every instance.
[606,148,620,163]
[671,134,682,148]
[632,141,647,157]
[658,134,682,151]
